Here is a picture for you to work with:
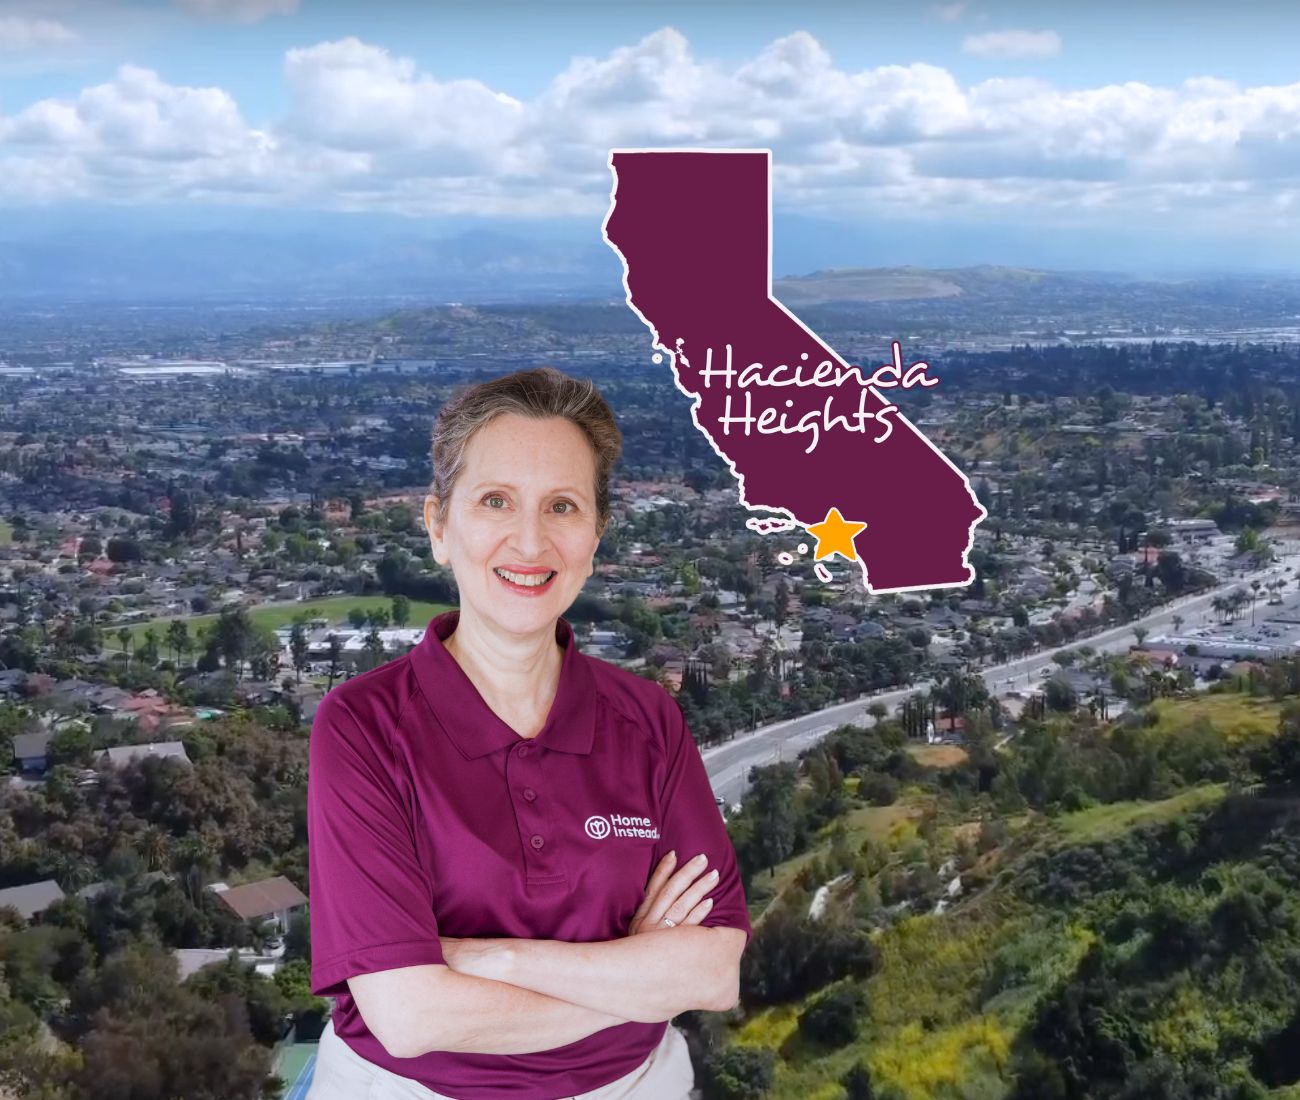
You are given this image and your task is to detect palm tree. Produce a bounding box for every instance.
[166,619,189,667]
[327,633,343,689]
[140,627,160,667]
[173,831,222,906]
[139,826,172,872]
[50,851,97,892]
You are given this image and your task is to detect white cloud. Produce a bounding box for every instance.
[2,63,258,159]
[0,14,77,50]
[3,28,1300,229]
[963,29,1062,59]
[174,0,297,23]
[0,63,273,205]
[931,3,969,22]
[283,37,522,175]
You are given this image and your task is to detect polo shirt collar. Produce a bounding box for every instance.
[411,609,597,758]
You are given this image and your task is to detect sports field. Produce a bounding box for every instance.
[274,1039,318,1099]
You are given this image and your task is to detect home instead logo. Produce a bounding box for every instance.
[584,813,660,840]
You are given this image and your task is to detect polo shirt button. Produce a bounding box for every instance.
[530,834,544,849]
[518,745,531,758]
[523,788,537,801]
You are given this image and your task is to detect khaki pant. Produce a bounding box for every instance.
[306,1016,696,1100]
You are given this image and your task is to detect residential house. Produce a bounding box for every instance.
[112,689,196,736]
[98,741,193,768]
[281,683,325,724]
[208,875,308,936]
[582,628,631,660]
[0,880,66,922]
[10,730,53,774]
[174,946,281,982]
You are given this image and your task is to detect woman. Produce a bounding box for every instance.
[307,366,752,1100]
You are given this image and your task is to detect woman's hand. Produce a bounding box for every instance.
[627,851,718,936]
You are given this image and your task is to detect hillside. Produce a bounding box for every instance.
[771,265,1114,306]
[711,679,1300,1100]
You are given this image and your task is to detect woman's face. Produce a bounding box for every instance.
[425,413,602,637]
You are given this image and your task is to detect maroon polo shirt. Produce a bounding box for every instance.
[308,608,751,1099]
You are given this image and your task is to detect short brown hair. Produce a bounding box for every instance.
[428,366,622,538]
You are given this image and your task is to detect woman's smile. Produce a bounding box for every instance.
[494,566,559,595]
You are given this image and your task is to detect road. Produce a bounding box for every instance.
[703,538,1300,806]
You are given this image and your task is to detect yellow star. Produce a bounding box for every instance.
[806,507,867,562]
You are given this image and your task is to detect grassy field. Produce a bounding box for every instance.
[1051,782,1229,844]
[105,595,454,652]
[906,744,969,768]
[1142,693,1282,745]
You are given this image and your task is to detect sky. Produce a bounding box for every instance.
[3,0,1300,273]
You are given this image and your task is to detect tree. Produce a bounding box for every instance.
[1156,551,1187,593]
[66,942,277,1100]
[139,628,160,668]
[1253,704,1300,785]
[798,983,867,1047]
[164,490,198,540]
[1044,678,1077,713]
[289,622,309,685]
[210,607,256,678]
[740,905,878,1005]
[183,952,291,1045]
[166,619,191,667]
[326,634,343,689]
[739,764,799,878]
[844,1062,875,1100]
[773,576,790,630]
[107,536,143,563]
[702,1046,776,1100]
[362,626,386,670]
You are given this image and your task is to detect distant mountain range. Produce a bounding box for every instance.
[0,205,1297,305]
[0,211,621,303]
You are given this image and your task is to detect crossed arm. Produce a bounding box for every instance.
[440,925,745,1025]
[358,926,746,1059]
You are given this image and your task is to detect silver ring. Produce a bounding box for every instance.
[662,917,676,927]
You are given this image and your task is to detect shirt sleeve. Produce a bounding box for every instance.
[653,696,753,948]
[308,689,446,999]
